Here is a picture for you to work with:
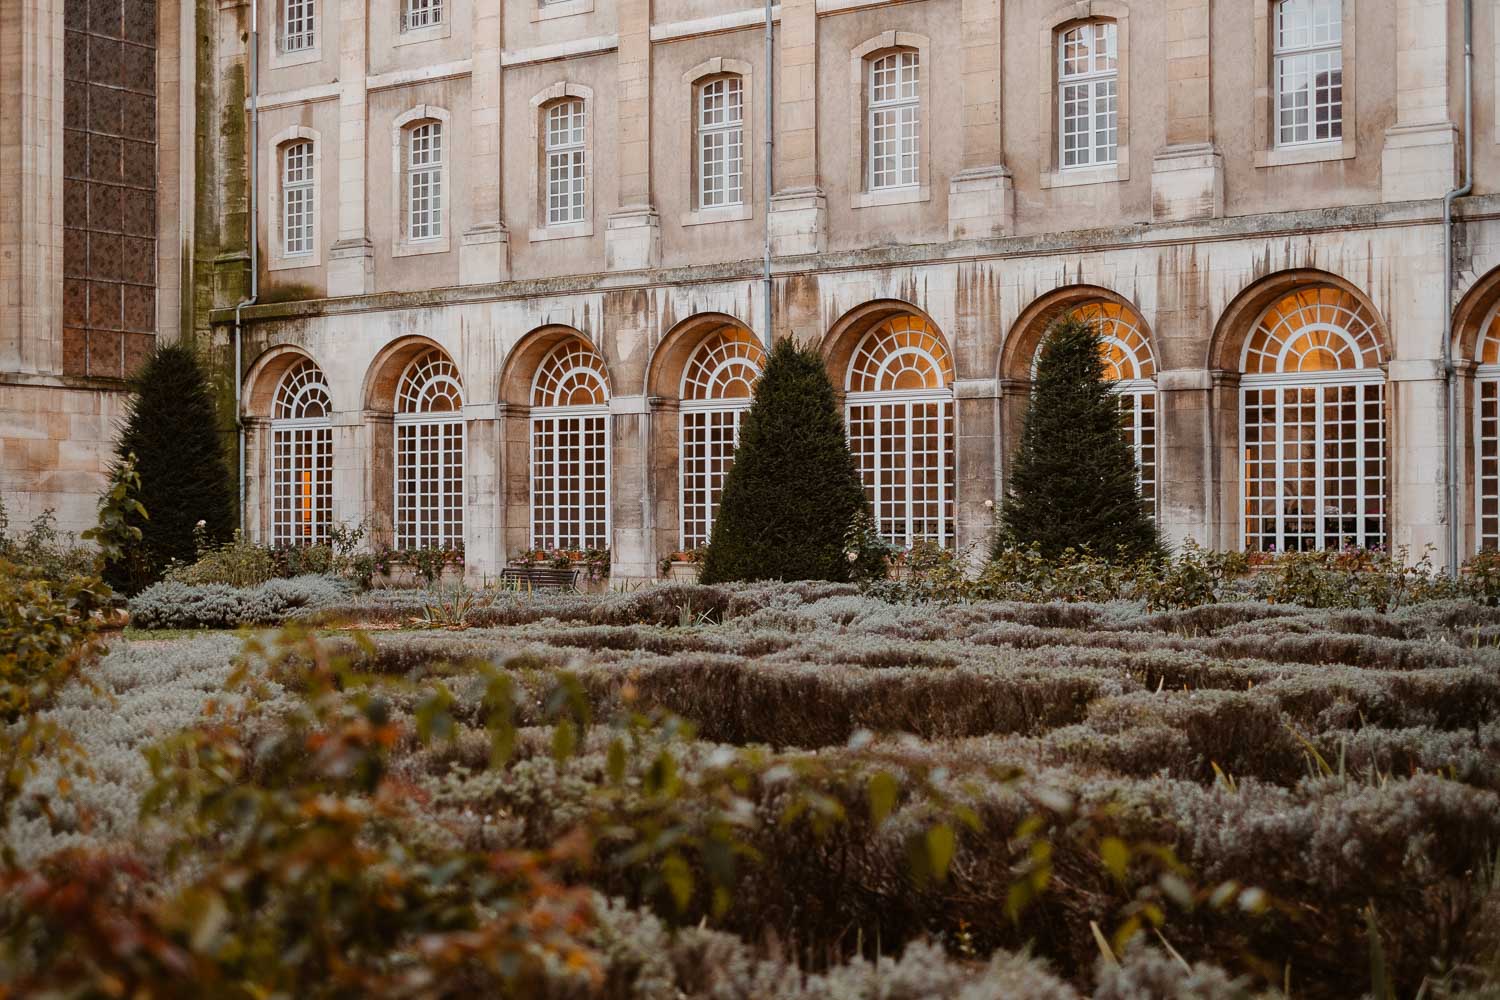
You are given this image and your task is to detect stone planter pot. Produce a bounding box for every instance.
[374,563,465,589]
[666,561,701,583]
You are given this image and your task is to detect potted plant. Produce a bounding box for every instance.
[505,547,611,592]
[658,546,707,582]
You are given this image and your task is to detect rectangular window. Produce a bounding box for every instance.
[868,51,920,191]
[699,77,745,210]
[1274,0,1342,146]
[272,424,332,545]
[546,100,588,227]
[282,141,314,257]
[408,122,443,241]
[1058,22,1118,168]
[283,0,315,51]
[402,0,443,30]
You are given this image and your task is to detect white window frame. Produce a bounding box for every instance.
[529,341,612,552]
[281,140,315,258]
[1473,305,1500,552]
[267,126,322,271]
[545,99,588,228]
[270,360,333,547]
[402,0,444,31]
[867,50,920,192]
[849,32,931,209]
[678,332,765,550]
[1272,0,1343,148]
[394,351,466,552]
[282,0,316,53]
[1057,21,1119,170]
[408,122,443,241]
[391,106,451,257]
[698,76,745,210]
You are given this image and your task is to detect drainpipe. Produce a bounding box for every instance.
[762,0,774,346]
[1443,0,1474,576]
[233,0,261,534]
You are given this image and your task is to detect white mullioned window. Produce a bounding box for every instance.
[1274,0,1343,146]
[1474,309,1500,551]
[1057,21,1118,169]
[403,0,443,30]
[395,350,464,551]
[531,340,611,551]
[868,50,920,190]
[271,359,333,546]
[281,140,314,257]
[1240,287,1386,554]
[408,122,443,241]
[545,100,588,227]
[698,77,745,209]
[846,316,955,549]
[283,0,315,52]
[680,328,766,549]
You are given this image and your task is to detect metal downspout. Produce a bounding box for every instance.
[1444,0,1474,576]
[233,1,260,534]
[763,0,774,346]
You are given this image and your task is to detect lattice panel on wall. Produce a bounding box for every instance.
[62,0,157,378]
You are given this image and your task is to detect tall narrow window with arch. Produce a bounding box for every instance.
[845,316,955,548]
[281,140,314,257]
[1057,21,1118,168]
[1273,0,1342,146]
[395,350,464,550]
[545,100,588,227]
[698,77,744,209]
[271,359,333,546]
[408,121,443,241]
[867,50,920,190]
[282,0,315,52]
[1473,309,1500,550]
[1240,287,1386,553]
[680,328,766,549]
[531,340,611,551]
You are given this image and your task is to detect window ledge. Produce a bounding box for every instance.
[529,222,594,243]
[270,46,322,70]
[533,0,594,22]
[683,204,752,227]
[1255,139,1355,168]
[852,185,930,210]
[270,253,320,272]
[394,21,451,47]
[393,236,450,258]
[1040,163,1124,189]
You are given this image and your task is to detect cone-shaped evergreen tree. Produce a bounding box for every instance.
[106,344,235,592]
[998,316,1161,562]
[700,339,871,583]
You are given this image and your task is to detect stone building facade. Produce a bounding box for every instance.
[10,0,1500,583]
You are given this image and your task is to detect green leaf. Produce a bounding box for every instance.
[925,823,956,883]
[1100,836,1130,884]
[607,738,627,784]
[867,771,898,826]
[661,852,693,913]
[552,719,577,761]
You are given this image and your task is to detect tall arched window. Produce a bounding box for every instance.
[271,359,333,546]
[531,339,611,551]
[867,50,920,191]
[1033,302,1157,513]
[545,99,588,227]
[1057,21,1118,168]
[680,328,766,549]
[395,349,464,550]
[846,316,955,548]
[1273,0,1342,147]
[1241,287,1386,553]
[281,140,315,257]
[697,76,745,209]
[1474,309,1500,550]
[407,121,444,241]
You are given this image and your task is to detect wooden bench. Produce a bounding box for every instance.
[500,565,580,591]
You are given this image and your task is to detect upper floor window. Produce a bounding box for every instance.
[402,0,443,30]
[1273,0,1342,146]
[1057,21,1118,169]
[283,0,316,52]
[408,122,443,241]
[698,77,745,209]
[282,140,314,257]
[545,99,588,227]
[867,50,919,190]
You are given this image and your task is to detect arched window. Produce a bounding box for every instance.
[395,349,464,550]
[1057,21,1118,168]
[1033,302,1158,513]
[846,316,955,548]
[545,99,588,227]
[271,359,332,546]
[867,50,920,190]
[531,339,610,551]
[1241,287,1386,553]
[407,121,444,241]
[680,328,766,549]
[1474,310,1500,550]
[697,76,745,209]
[1273,0,1342,147]
[281,140,315,257]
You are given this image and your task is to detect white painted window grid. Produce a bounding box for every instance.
[546,100,588,227]
[402,0,443,30]
[281,140,314,257]
[1473,309,1500,551]
[530,341,611,551]
[867,50,920,191]
[394,351,464,551]
[283,0,316,52]
[1057,21,1118,169]
[698,77,745,209]
[679,332,765,549]
[408,122,443,241]
[270,360,333,546]
[1274,0,1343,146]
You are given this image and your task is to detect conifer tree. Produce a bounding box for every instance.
[998,316,1161,562]
[700,339,872,583]
[107,344,235,592]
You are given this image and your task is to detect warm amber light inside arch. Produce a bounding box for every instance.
[847,315,953,394]
[1243,288,1382,375]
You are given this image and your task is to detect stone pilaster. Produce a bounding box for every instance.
[364,410,396,548]
[1151,0,1222,222]
[605,0,660,271]
[331,410,369,538]
[1389,358,1450,566]
[954,378,1001,559]
[609,394,654,582]
[1206,370,1240,551]
[328,0,374,296]
[463,404,504,581]
[1156,368,1213,549]
[770,0,825,256]
[1382,0,1458,203]
[949,0,1013,241]
[243,416,269,540]
[460,0,508,285]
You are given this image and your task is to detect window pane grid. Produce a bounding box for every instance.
[271,359,333,547]
[1058,22,1118,168]
[1481,380,1500,550]
[699,78,745,209]
[546,100,588,226]
[409,122,443,241]
[403,0,443,30]
[1274,0,1343,146]
[531,340,611,551]
[282,141,314,257]
[395,351,464,551]
[284,0,315,51]
[868,51,920,190]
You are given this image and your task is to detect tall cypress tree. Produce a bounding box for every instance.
[700,339,871,583]
[999,316,1160,562]
[107,344,235,592]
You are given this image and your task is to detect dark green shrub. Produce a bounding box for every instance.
[700,339,870,583]
[999,316,1160,562]
[107,344,234,594]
